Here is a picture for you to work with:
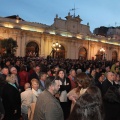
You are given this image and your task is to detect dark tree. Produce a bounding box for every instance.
[0,38,18,57]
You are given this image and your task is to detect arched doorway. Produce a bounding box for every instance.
[57,45,65,58]
[112,51,117,61]
[26,41,39,57]
[95,48,106,60]
[50,44,65,58]
[78,47,87,60]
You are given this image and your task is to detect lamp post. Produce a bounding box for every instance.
[100,47,105,60]
[52,42,61,58]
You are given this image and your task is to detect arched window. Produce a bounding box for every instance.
[50,44,65,58]
[112,51,117,61]
[26,42,39,57]
[78,47,87,60]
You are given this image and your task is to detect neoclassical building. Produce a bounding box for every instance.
[0,13,120,60]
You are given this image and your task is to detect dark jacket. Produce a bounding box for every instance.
[2,83,21,120]
[103,86,120,120]
[102,79,115,96]
[0,96,5,116]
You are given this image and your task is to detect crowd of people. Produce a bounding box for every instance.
[0,56,120,120]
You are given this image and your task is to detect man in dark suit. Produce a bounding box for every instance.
[102,72,115,96]
[29,65,40,82]
[102,72,120,120]
[39,72,47,91]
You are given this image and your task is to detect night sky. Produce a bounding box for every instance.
[0,0,120,32]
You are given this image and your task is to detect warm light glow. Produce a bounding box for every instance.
[4,23,13,28]
[52,43,55,47]
[16,19,19,23]
[21,26,29,30]
[100,48,105,52]
[56,42,59,46]
[49,31,55,35]
[52,42,61,51]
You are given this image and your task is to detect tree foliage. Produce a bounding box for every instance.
[0,37,18,56]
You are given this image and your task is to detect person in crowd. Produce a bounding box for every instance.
[0,96,5,120]
[2,74,21,120]
[69,86,103,120]
[104,66,110,77]
[10,67,20,89]
[55,69,71,120]
[46,69,53,77]
[18,65,29,92]
[3,60,12,70]
[111,61,119,73]
[0,67,9,96]
[27,78,42,120]
[14,60,21,72]
[103,86,120,120]
[67,72,92,111]
[33,76,64,120]
[114,66,120,74]
[114,74,120,88]
[76,69,82,74]
[68,69,76,89]
[85,66,91,75]
[102,72,116,96]
[95,73,105,92]
[39,72,47,91]
[88,68,96,84]
[31,78,42,102]
[29,65,40,81]
[53,66,59,76]
[21,83,33,120]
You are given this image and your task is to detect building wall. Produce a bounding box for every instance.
[0,16,120,60]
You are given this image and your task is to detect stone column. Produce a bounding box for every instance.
[40,35,45,57]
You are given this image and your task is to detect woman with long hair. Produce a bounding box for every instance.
[69,86,103,120]
[55,69,71,120]
[67,72,92,111]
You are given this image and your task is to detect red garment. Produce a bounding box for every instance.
[18,71,29,87]
[68,75,76,90]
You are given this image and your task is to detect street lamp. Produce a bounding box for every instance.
[100,47,105,60]
[52,42,61,58]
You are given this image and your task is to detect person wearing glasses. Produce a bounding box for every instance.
[33,76,64,120]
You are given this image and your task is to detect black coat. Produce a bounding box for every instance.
[103,86,120,120]
[101,79,115,96]
[30,72,39,81]
[0,96,5,115]
[2,83,21,120]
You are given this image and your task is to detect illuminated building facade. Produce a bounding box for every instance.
[0,14,120,60]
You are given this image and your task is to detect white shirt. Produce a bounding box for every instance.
[21,88,34,114]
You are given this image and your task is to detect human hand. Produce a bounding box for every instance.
[14,110,17,114]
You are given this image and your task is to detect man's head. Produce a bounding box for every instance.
[15,60,20,66]
[115,61,119,67]
[1,67,9,76]
[34,66,40,73]
[105,66,110,72]
[40,72,47,81]
[107,72,114,82]
[69,69,76,77]
[10,67,17,75]
[5,60,10,66]
[45,77,60,95]
[24,83,31,90]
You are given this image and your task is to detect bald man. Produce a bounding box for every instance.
[21,83,33,120]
